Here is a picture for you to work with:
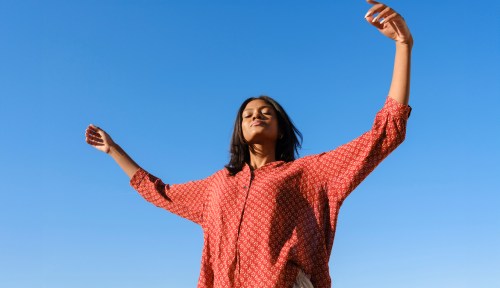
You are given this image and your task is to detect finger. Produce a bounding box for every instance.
[86,138,104,146]
[364,4,385,18]
[364,3,386,18]
[385,13,406,33]
[86,127,101,136]
[365,15,384,30]
[89,124,104,132]
[87,125,100,134]
[372,7,392,23]
[85,131,102,138]
[86,129,102,138]
[86,131,102,141]
[366,0,380,4]
[86,134,103,143]
[380,13,399,24]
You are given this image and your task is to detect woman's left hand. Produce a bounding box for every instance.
[364,0,413,46]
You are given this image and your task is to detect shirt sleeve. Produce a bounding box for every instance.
[310,96,412,203]
[129,168,214,226]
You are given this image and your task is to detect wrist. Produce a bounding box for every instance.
[108,143,120,155]
[396,36,413,50]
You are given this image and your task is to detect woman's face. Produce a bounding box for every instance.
[241,99,280,145]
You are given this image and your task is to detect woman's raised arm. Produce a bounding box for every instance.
[364,0,413,105]
[85,124,141,179]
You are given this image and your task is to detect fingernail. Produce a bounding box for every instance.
[364,12,370,18]
[372,18,377,23]
[380,19,385,24]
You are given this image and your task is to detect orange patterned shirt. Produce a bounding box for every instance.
[130,96,411,288]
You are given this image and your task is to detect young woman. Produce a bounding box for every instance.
[85,1,413,287]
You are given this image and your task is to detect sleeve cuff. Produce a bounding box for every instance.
[383,96,412,119]
[130,168,148,188]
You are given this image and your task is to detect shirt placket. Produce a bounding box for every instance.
[235,168,254,287]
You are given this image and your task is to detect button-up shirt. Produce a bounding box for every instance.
[130,96,412,288]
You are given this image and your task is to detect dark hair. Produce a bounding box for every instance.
[225,95,303,175]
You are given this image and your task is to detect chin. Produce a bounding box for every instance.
[246,137,278,146]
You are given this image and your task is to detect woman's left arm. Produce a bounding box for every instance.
[365,0,413,105]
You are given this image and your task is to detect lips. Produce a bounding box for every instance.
[251,120,265,127]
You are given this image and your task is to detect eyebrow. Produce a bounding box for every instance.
[243,105,273,112]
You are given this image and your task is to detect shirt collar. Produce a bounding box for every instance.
[244,160,285,173]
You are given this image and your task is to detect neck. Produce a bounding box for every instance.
[248,143,276,170]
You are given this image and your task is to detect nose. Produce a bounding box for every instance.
[252,111,263,120]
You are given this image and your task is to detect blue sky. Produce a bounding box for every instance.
[1,0,499,287]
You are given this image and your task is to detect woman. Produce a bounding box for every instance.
[85,1,413,287]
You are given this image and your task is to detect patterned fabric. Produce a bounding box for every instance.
[130,96,411,288]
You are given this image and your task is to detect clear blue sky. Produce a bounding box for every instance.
[1,0,499,287]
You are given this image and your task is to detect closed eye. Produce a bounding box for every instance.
[261,110,273,116]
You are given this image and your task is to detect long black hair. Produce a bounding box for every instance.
[225,95,303,175]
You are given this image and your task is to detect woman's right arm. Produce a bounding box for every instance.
[85,124,213,225]
[85,124,140,179]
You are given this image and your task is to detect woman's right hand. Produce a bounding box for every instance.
[85,124,115,154]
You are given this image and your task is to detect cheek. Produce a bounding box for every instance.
[241,123,251,141]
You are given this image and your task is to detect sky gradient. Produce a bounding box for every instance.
[1,0,499,287]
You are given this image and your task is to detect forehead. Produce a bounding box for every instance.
[244,99,273,110]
